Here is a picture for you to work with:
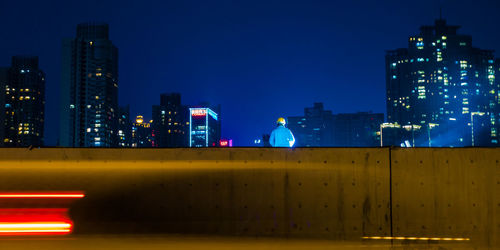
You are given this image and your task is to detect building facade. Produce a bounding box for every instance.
[288,103,383,147]
[1,56,45,147]
[131,115,154,147]
[288,103,334,147]
[386,19,499,147]
[117,105,132,147]
[60,23,119,147]
[152,93,188,147]
[189,107,220,147]
[332,112,383,147]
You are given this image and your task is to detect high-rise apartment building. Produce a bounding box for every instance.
[60,23,119,147]
[152,93,188,147]
[386,19,499,147]
[1,56,45,147]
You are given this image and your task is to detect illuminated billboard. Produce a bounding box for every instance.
[191,108,207,117]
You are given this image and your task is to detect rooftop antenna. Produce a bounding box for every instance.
[439,6,442,19]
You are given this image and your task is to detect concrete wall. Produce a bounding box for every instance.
[0,148,496,247]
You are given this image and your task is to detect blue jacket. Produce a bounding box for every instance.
[270,125,295,147]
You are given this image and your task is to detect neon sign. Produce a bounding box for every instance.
[219,139,232,147]
[208,109,218,120]
[191,109,207,117]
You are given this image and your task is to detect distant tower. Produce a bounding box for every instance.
[189,106,221,147]
[152,93,189,147]
[60,23,119,147]
[117,105,132,147]
[386,19,499,146]
[131,115,154,147]
[1,56,45,147]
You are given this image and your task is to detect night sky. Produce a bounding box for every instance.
[1,0,500,146]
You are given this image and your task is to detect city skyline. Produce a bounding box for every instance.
[1,0,500,146]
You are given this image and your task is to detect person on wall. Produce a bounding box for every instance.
[269,117,295,147]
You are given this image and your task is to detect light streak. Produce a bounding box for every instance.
[0,193,85,198]
[362,236,470,241]
[0,191,84,236]
[0,222,72,235]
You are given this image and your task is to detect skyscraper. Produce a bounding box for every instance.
[189,107,221,147]
[152,93,188,147]
[1,56,45,147]
[386,19,499,147]
[60,23,119,147]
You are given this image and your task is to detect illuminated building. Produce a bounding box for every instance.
[152,93,188,147]
[0,56,45,147]
[288,103,334,147]
[131,115,154,147]
[386,19,499,146]
[189,107,221,147]
[117,105,132,147]
[60,23,119,147]
[288,103,383,147]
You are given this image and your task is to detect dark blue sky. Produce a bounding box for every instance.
[1,0,500,146]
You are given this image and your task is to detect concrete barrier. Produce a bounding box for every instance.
[0,147,496,247]
[390,148,499,247]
